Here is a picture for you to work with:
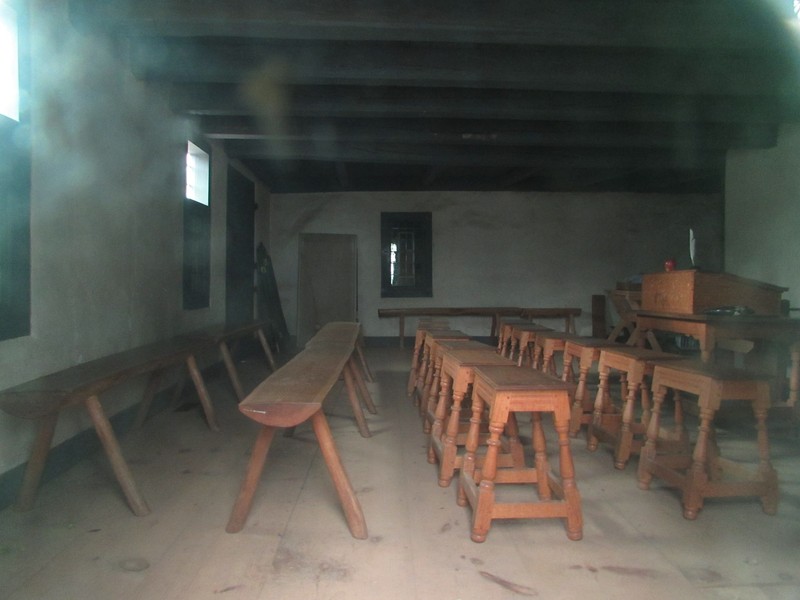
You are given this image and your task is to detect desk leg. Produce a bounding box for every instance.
[311,410,368,540]
[85,394,150,517]
[16,412,58,512]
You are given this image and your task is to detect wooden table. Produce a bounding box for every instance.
[633,311,800,407]
[378,307,581,348]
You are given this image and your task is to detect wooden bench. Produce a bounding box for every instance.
[378,306,581,348]
[226,323,371,539]
[0,336,221,516]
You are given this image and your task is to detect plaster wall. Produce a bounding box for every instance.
[726,124,800,308]
[0,1,225,474]
[269,191,724,339]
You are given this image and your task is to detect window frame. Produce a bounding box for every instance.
[380,212,433,298]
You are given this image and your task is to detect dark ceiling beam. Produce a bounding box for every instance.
[224,139,726,169]
[198,116,778,149]
[129,38,794,96]
[69,0,794,50]
[171,85,785,124]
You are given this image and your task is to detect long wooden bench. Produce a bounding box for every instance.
[226,322,371,539]
[0,320,278,516]
[0,336,219,516]
[378,306,582,348]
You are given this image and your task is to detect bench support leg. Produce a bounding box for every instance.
[226,425,276,533]
[256,328,277,372]
[15,412,58,512]
[350,356,377,414]
[355,335,374,382]
[219,341,245,401]
[84,395,151,517]
[311,410,368,540]
[185,355,220,431]
[342,362,371,438]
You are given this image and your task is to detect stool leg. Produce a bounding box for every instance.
[470,419,504,543]
[614,381,641,469]
[754,403,778,515]
[570,364,591,437]
[458,392,485,507]
[422,356,443,428]
[587,368,609,451]
[429,374,452,464]
[638,385,667,490]
[531,412,552,500]
[554,413,583,541]
[438,386,465,486]
[683,405,715,520]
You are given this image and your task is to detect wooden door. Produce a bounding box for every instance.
[225,167,256,326]
[296,233,357,346]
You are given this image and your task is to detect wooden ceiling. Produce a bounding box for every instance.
[69,0,800,193]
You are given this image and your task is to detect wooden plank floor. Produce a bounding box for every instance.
[1,346,799,600]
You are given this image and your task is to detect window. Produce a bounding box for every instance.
[0,0,29,341]
[381,212,432,297]
[183,141,211,309]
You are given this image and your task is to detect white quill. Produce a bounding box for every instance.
[689,228,696,267]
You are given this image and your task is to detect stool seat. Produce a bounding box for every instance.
[638,359,778,520]
[428,348,517,486]
[457,365,582,542]
[587,346,683,469]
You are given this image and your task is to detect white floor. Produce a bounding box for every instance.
[1,346,799,600]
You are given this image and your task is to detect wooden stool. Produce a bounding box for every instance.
[496,317,531,356]
[415,329,469,406]
[407,319,451,396]
[587,346,682,469]
[561,337,623,436]
[457,365,583,543]
[420,339,489,431]
[531,331,582,375]
[638,360,778,520]
[428,348,519,486]
[507,322,552,365]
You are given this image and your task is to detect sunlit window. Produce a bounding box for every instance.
[0,1,19,121]
[185,141,209,204]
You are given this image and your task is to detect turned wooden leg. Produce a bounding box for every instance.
[84,395,150,517]
[414,346,431,404]
[438,386,465,486]
[407,339,422,396]
[429,374,452,464]
[457,392,485,507]
[682,406,715,520]
[638,385,666,490]
[587,369,609,451]
[311,410,368,540]
[531,412,552,500]
[471,419,504,543]
[422,356,443,428]
[15,412,59,512]
[226,425,276,533]
[342,363,371,438]
[753,402,778,514]
[504,412,526,468]
[615,381,641,469]
[554,413,583,541]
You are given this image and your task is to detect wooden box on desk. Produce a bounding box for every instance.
[641,270,786,315]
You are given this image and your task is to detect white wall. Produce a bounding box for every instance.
[0,1,225,474]
[270,191,724,339]
[726,124,800,308]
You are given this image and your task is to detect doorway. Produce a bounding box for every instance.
[225,167,255,326]
[296,233,358,347]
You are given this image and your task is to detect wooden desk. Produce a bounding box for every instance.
[633,311,800,406]
[378,307,581,348]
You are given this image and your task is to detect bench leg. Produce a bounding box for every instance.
[256,328,278,372]
[355,335,374,382]
[342,362,371,438]
[219,341,245,401]
[226,425,277,533]
[349,356,377,414]
[84,395,150,517]
[15,412,59,512]
[311,410,368,540]
[185,355,220,431]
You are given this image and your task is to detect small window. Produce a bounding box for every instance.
[381,212,432,297]
[183,140,211,309]
[0,1,19,121]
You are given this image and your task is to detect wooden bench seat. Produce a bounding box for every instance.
[0,335,221,516]
[226,324,370,539]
